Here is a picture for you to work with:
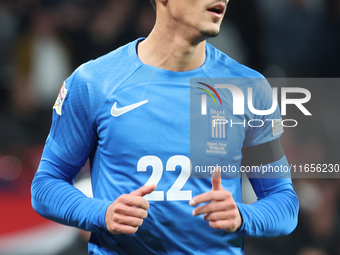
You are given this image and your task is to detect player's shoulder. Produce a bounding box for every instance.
[205,43,264,79]
[65,39,141,95]
[60,39,141,119]
[76,41,137,81]
[205,43,273,96]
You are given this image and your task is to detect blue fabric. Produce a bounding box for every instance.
[237,156,299,237]
[31,146,111,233]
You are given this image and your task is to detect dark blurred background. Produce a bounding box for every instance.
[0,0,339,254]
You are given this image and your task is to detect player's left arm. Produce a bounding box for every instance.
[237,79,298,237]
[190,79,299,237]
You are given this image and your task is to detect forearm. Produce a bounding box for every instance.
[31,147,111,233]
[237,184,298,237]
[236,156,299,237]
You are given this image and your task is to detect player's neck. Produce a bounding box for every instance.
[137,27,206,72]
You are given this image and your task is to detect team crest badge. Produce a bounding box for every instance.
[53,81,67,116]
[209,107,228,141]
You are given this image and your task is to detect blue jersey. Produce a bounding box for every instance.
[32,38,298,255]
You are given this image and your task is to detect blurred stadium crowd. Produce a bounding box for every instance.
[0,0,339,254]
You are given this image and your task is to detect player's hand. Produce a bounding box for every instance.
[105,184,156,235]
[189,171,242,232]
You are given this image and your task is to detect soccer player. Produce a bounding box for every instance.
[31,0,299,254]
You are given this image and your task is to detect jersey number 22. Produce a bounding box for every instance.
[137,155,192,201]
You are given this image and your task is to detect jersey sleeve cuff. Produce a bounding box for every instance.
[96,200,113,233]
[235,202,248,235]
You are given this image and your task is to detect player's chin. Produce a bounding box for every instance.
[200,27,220,38]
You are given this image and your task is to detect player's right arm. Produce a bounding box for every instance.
[31,146,111,233]
[31,146,155,234]
[31,69,154,234]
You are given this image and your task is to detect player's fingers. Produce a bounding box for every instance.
[108,222,139,235]
[209,220,240,232]
[117,194,150,210]
[211,167,222,191]
[211,176,222,191]
[192,200,235,216]
[189,190,231,206]
[112,213,144,227]
[203,210,236,221]
[113,203,148,219]
[130,184,157,197]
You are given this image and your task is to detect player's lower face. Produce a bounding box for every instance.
[199,11,224,38]
[199,20,221,38]
[200,27,220,38]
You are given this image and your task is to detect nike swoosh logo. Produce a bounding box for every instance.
[111,100,148,117]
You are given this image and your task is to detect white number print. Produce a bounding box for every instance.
[137,155,192,201]
[137,156,164,201]
[166,156,192,201]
